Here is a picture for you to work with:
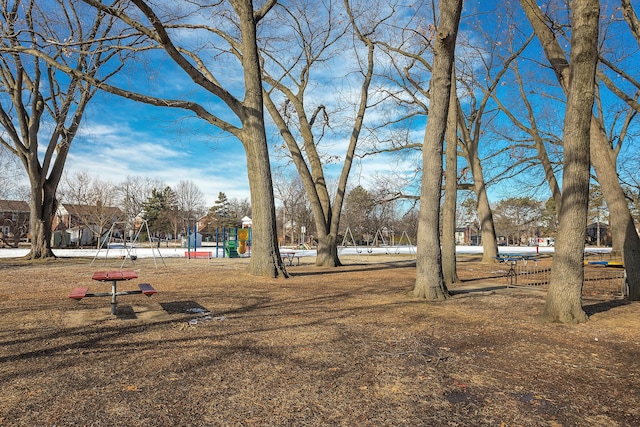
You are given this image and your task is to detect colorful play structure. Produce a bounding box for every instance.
[185,226,252,259]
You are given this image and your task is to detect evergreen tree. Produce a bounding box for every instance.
[206,192,239,229]
[142,186,176,236]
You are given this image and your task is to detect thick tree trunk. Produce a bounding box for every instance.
[245,141,288,277]
[26,182,57,260]
[520,0,640,301]
[234,0,287,278]
[543,0,599,323]
[413,0,462,300]
[315,233,340,267]
[442,78,460,286]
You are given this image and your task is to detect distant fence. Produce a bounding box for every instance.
[504,258,627,298]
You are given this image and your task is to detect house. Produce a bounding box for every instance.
[53,203,123,247]
[586,222,611,246]
[455,226,482,245]
[0,199,30,247]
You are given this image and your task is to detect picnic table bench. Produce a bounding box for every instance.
[185,251,212,260]
[69,270,156,315]
[280,250,301,266]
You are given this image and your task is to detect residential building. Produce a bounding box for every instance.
[0,199,30,246]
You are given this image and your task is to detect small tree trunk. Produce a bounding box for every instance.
[472,160,499,263]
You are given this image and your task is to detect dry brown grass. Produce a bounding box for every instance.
[1,254,639,426]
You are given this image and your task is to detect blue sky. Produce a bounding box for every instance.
[67,91,251,207]
[61,86,407,208]
[47,2,422,210]
[8,0,637,213]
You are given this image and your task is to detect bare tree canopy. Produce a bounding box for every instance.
[0,0,140,258]
[72,0,287,277]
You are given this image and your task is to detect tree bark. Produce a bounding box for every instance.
[442,77,460,286]
[232,0,288,278]
[543,0,599,323]
[457,111,499,262]
[27,184,57,259]
[520,0,640,301]
[413,0,463,300]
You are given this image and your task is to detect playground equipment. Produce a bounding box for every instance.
[208,227,251,258]
[339,227,416,256]
[91,220,166,269]
[393,231,416,255]
[185,226,250,260]
[237,228,249,255]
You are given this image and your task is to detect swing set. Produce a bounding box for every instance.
[91,219,166,269]
[339,227,415,256]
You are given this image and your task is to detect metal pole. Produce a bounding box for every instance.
[110,280,117,315]
[187,225,191,259]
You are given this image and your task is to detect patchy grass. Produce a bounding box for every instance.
[0,255,638,426]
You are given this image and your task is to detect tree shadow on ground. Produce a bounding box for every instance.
[449,285,508,295]
[290,260,416,277]
[583,299,631,315]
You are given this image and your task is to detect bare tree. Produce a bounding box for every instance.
[0,0,136,259]
[273,173,309,246]
[173,180,206,236]
[260,0,384,266]
[228,197,252,220]
[453,18,536,263]
[543,0,599,323]
[520,0,640,302]
[0,146,23,199]
[76,0,287,277]
[59,172,121,248]
[117,175,166,224]
[492,197,543,245]
[412,0,463,300]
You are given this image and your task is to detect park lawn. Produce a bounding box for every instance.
[0,255,638,426]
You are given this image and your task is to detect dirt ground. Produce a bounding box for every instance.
[0,253,639,426]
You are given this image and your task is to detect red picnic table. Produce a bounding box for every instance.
[69,270,156,315]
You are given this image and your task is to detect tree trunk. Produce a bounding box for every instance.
[413,0,462,300]
[544,0,599,323]
[471,156,499,262]
[234,0,287,278]
[520,0,640,301]
[458,111,499,262]
[26,180,57,260]
[316,232,340,267]
[442,77,460,286]
[245,139,287,277]
[589,121,640,299]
